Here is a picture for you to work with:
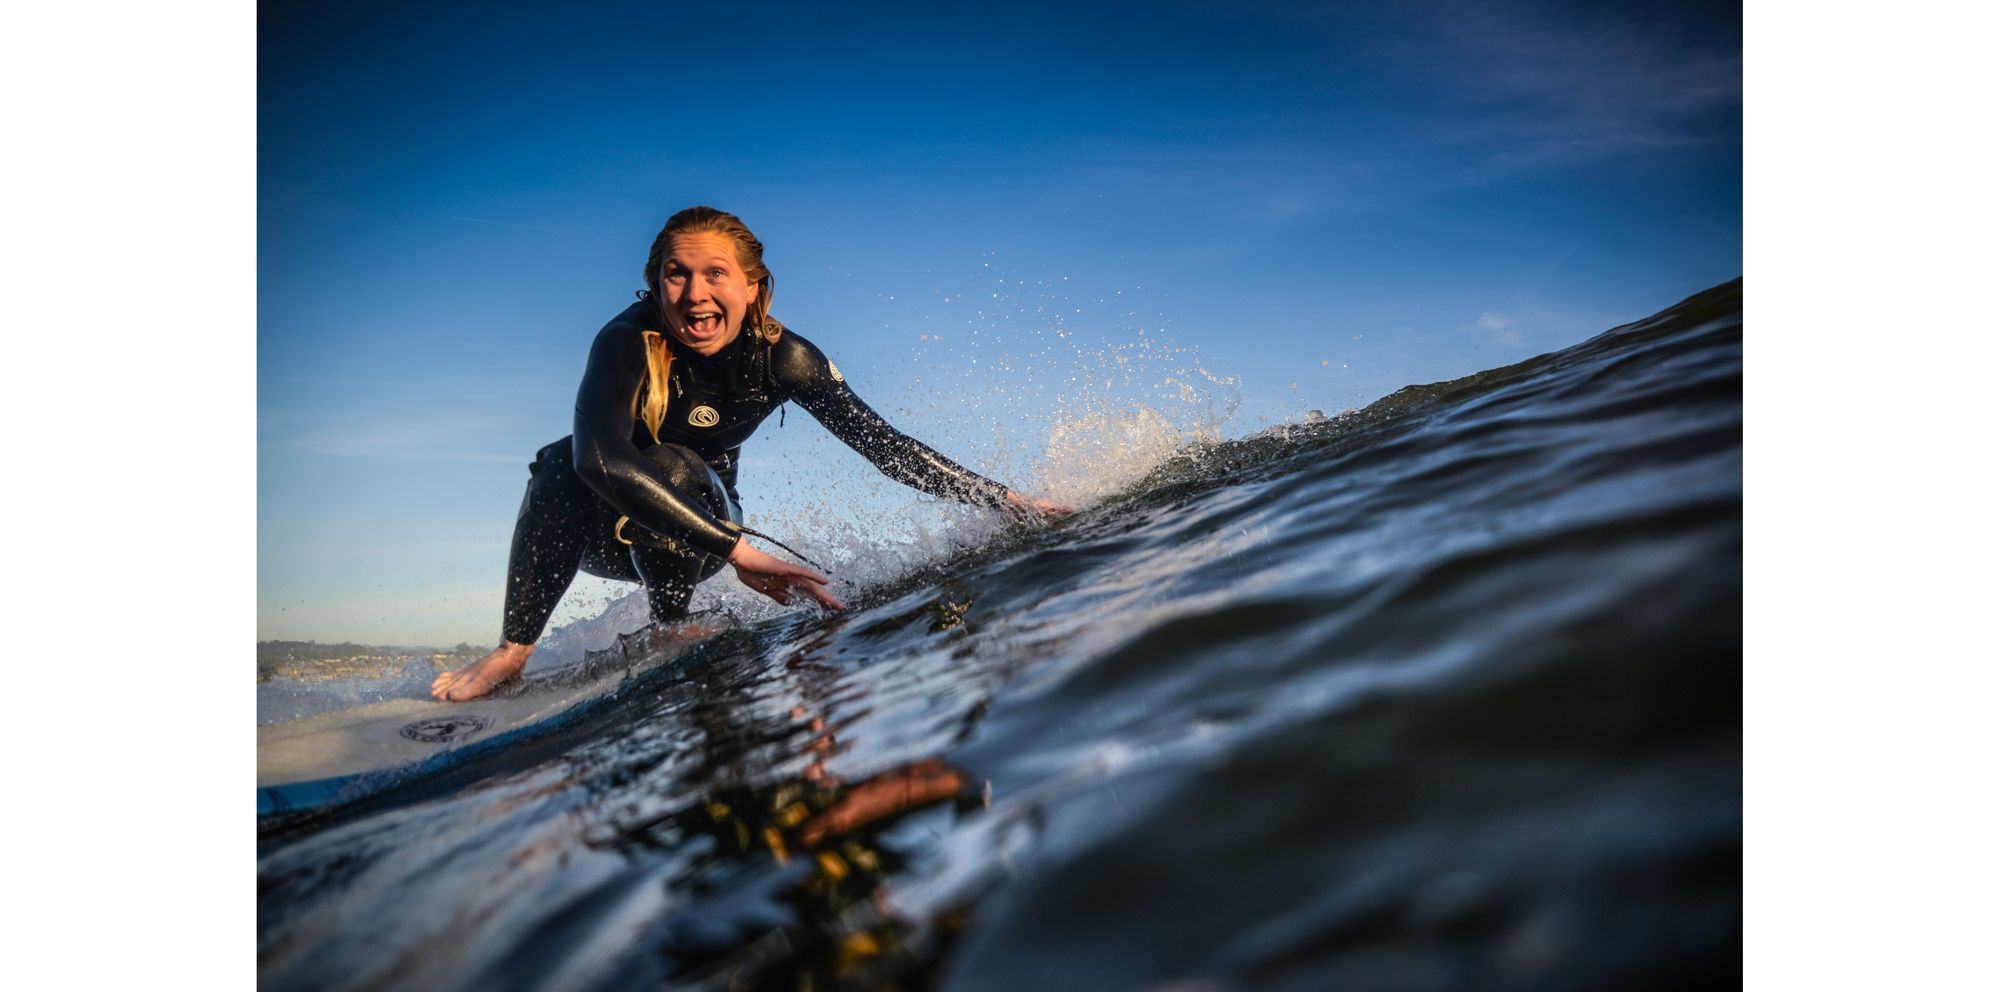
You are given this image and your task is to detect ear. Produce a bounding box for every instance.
[746,277,761,304]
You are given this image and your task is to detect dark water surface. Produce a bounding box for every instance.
[259,281,1742,990]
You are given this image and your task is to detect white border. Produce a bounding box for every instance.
[11,2,1997,986]
[10,1,255,985]
[1747,1,1999,987]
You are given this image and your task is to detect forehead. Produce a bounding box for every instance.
[664,232,740,266]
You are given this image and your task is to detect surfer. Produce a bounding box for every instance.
[433,206,1070,701]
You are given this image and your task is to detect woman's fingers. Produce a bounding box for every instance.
[1004,491,1075,523]
[775,564,843,609]
[736,558,843,611]
[801,581,845,611]
[775,567,842,610]
[781,564,843,609]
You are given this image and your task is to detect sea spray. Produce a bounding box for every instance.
[1039,405,1203,507]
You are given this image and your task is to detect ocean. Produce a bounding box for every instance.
[258,278,1742,990]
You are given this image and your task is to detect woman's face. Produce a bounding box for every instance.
[659,231,760,356]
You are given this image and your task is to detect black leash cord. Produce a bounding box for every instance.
[727,522,830,575]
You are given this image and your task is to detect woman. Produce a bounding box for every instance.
[433,206,1069,701]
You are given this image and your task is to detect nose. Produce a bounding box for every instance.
[682,278,711,304]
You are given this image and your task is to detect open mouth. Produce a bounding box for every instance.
[681,311,725,336]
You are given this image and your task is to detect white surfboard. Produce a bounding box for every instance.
[258,636,696,817]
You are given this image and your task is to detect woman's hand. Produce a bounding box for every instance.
[1005,491,1074,522]
[730,538,844,610]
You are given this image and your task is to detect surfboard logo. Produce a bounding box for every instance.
[399,715,493,743]
[688,404,721,428]
[828,360,844,382]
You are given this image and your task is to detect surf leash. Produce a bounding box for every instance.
[613,516,832,576]
[726,521,831,575]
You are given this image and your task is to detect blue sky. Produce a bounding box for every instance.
[258,0,1741,645]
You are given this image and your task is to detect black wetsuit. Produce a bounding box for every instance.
[501,298,1011,644]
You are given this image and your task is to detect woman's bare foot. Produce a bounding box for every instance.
[430,642,533,702]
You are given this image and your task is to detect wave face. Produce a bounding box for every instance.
[259,280,1742,991]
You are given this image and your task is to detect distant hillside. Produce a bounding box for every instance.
[257,640,487,683]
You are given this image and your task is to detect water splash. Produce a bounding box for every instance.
[879,259,1240,509]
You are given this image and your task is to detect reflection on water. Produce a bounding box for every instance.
[260,280,1742,991]
[603,629,986,990]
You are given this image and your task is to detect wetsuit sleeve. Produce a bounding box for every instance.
[569,321,741,558]
[774,332,1013,507]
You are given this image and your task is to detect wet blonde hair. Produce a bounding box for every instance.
[636,206,778,442]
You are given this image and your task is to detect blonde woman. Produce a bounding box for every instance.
[433,206,1068,701]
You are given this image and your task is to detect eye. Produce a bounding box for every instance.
[708,268,727,280]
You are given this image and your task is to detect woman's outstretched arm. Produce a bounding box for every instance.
[774,330,1071,518]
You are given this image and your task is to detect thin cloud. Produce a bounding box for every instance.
[1397,0,1740,176]
[1044,2,1738,230]
[1470,311,1526,347]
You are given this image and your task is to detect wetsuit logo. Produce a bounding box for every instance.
[828,360,844,382]
[688,404,721,428]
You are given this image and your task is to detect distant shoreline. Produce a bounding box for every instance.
[257,640,486,684]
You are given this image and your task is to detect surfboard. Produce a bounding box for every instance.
[258,636,696,818]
